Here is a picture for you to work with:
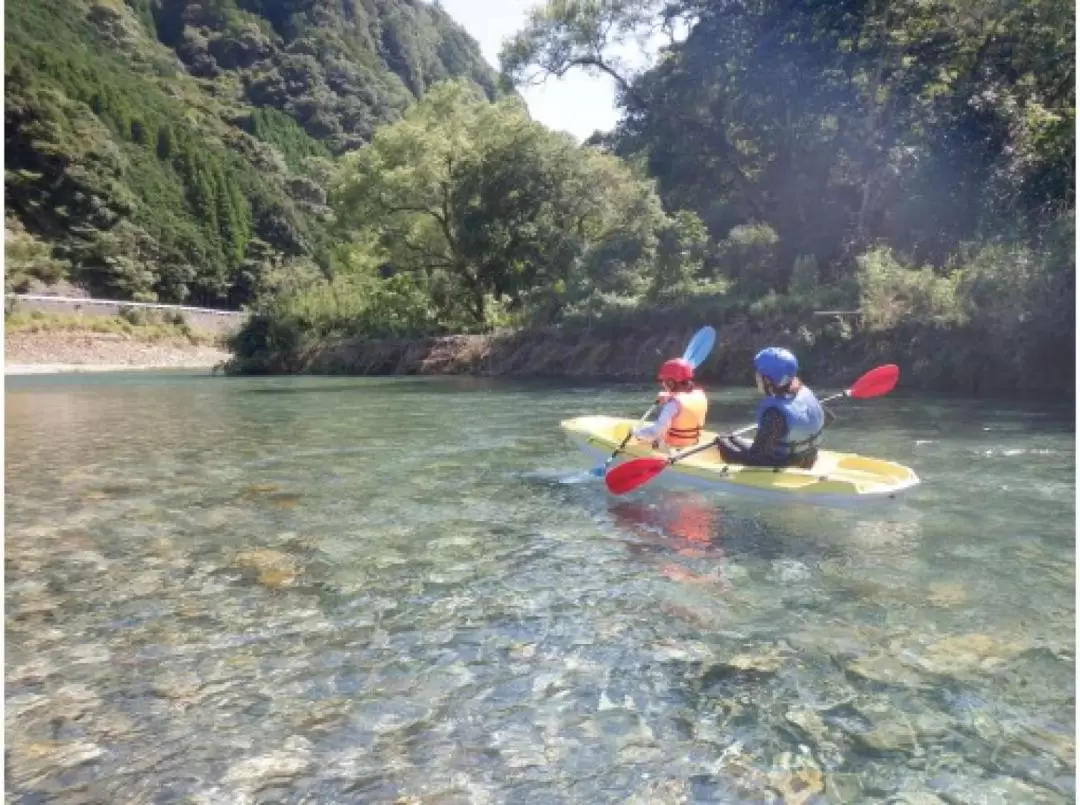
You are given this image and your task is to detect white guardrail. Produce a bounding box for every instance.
[6,294,249,318]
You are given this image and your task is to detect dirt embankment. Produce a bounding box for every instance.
[5,331,230,374]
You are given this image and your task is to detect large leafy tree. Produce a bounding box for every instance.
[331,79,695,328]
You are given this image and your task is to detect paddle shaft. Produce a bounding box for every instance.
[602,403,656,468]
[729,389,848,439]
[593,325,717,475]
[664,390,849,465]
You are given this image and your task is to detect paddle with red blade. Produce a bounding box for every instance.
[604,364,901,496]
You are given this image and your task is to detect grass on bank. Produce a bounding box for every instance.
[5,308,217,346]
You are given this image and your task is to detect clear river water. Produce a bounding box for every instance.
[5,371,1075,804]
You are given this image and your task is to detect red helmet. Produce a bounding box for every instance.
[658,357,694,383]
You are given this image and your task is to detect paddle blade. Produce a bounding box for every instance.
[683,326,717,368]
[605,457,669,495]
[849,364,900,399]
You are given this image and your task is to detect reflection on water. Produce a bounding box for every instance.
[5,373,1075,803]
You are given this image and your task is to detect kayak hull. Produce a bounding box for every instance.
[560,415,920,509]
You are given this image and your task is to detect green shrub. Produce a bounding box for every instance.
[856,247,964,330]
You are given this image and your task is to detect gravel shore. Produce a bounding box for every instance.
[5,331,231,375]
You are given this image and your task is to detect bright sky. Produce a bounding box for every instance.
[436,0,653,142]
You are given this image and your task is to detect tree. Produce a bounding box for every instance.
[498,0,687,106]
[331,79,693,329]
[501,0,1075,280]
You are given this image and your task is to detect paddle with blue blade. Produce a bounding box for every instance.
[589,325,717,478]
[604,363,900,495]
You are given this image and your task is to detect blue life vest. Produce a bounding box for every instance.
[755,384,825,459]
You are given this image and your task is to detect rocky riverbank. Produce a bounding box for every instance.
[221,314,1074,398]
[5,331,230,374]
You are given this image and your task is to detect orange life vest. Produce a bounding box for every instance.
[666,388,708,447]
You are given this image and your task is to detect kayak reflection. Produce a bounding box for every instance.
[609,493,731,590]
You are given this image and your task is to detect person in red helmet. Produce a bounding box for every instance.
[632,357,709,449]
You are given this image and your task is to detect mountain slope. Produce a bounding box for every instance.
[4,0,499,307]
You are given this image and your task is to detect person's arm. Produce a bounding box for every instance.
[634,399,679,441]
[741,407,787,466]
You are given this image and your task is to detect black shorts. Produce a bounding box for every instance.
[716,436,818,469]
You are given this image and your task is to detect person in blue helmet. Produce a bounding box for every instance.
[716,346,836,468]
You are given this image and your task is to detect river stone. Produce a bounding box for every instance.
[258,568,299,588]
[89,709,138,742]
[714,649,785,675]
[238,482,282,496]
[846,653,929,689]
[230,549,301,588]
[931,774,1069,804]
[126,568,167,596]
[715,753,771,796]
[651,639,714,664]
[825,772,863,803]
[231,548,296,571]
[626,778,691,804]
[490,728,548,769]
[967,711,1003,743]
[1013,724,1076,769]
[292,697,353,733]
[67,643,112,666]
[768,751,825,804]
[7,657,60,685]
[267,492,302,509]
[889,793,948,804]
[8,740,104,788]
[846,700,919,754]
[771,558,812,582]
[16,684,103,732]
[926,583,968,607]
[508,642,537,660]
[904,634,1027,677]
[151,670,205,702]
[785,706,830,744]
[222,736,313,791]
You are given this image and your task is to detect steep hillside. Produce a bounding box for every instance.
[4,0,499,307]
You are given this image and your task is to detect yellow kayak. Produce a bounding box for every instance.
[560,415,920,508]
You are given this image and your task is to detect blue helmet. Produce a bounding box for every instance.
[754,347,798,387]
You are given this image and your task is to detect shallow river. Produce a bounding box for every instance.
[5,372,1075,804]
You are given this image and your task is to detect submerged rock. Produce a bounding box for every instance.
[651,639,714,664]
[8,740,104,788]
[824,772,863,803]
[229,548,302,588]
[292,698,354,733]
[626,778,692,804]
[889,793,948,804]
[925,583,968,608]
[1013,724,1076,770]
[907,633,1028,677]
[7,684,102,735]
[783,705,845,767]
[222,735,314,792]
[930,773,1069,804]
[845,653,930,689]
[841,698,952,756]
[150,670,206,703]
[703,647,786,681]
[768,751,825,804]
